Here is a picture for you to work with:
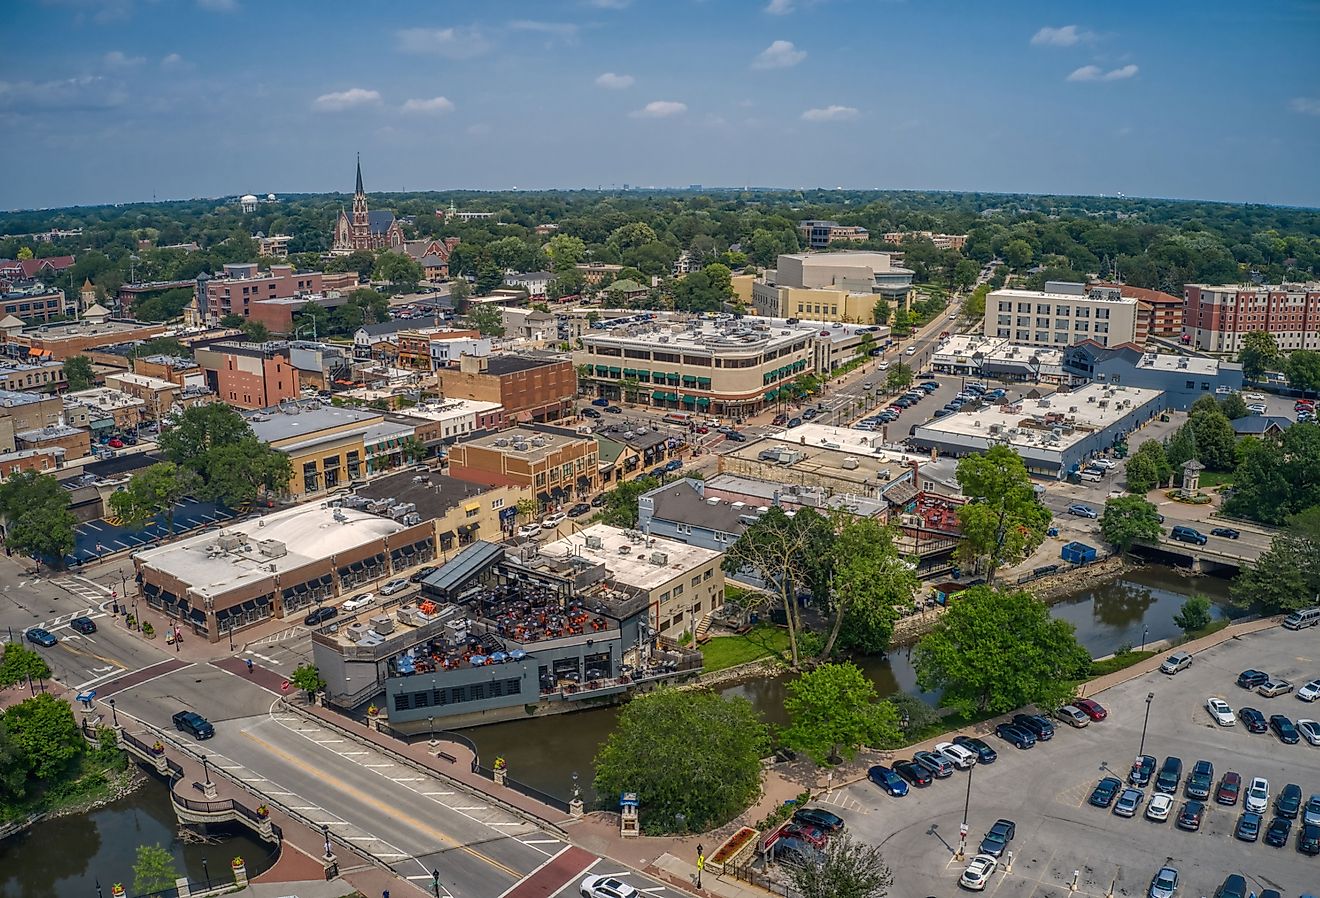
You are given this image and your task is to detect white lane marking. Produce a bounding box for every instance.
[317,820,351,825]
[424,791,454,796]
[547,858,599,898]
[494,846,573,898]
[392,777,425,782]
[342,751,369,756]
[452,806,487,811]
[291,806,319,810]
[520,839,561,845]
[488,822,521,827]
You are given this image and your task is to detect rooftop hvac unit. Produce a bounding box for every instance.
[346,623,367,640]
[388,502,416,519]
[494,438,510,447]
[585,534,604,550]
[1070,406,1079,413]
[332,509,348,522]
[512,442,529,451]
[403,512,421,526]
[1088,396,1097,402]
[257,539,287,559]
[650,551,669,566]
[731,501,746,509]
[706,497,720,506]
[842,457,860,470]
[217,531,244,550]
[368,614,394,635]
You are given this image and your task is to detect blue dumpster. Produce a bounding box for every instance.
[1061,541,1097,565]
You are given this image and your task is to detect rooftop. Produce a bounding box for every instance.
[353,470,493,523]
[482,355,562,376]
[245,401,382,445]
[20,319,159,339]
[17,424,83,440]
[403,399,503,422]
[584,316,818,353]
[136,503,408,600]
[106,371,179,391]
[538,524,721,591]
[990,287,1138,305]
[459,426,591,461]
[643,478,752,534]
[64,387,146,411]
[0,389,53,408]
[705,472,890,518]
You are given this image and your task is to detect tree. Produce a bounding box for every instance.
[198,439,292,506]
[240,320,271,343]
[548,267,586,300]
[1232,510,1320,612]
[374,252,423,290]
[890,307,912,337]
[1001,238,1034,270]
[823,518,916,658]
[1219,392,1249,420]
[871,299,891,326]
[724,507,834,669]
[132,843,181,898]
[467,303,505,337]
[2,693,83,780]
[788,834,893,898]
[0,721,28,804]
[884,363,913,393]
[953,258,979,291]
[399,436,427,463]
[290,663,326,700]
[1172,595,1213,635]
[599,476,660,528]
[1164,421,1199,471]
[109,462,197,534]
[63,355,94,391]
[1238,330,1278,382]
[0,643,51,690]
[1099,496,1163,552]
[963,283,989,321]
[1285,349,1320,393]
[954,446,1052,582]
[0,471,77,567]
[544,233,586,270]
[448,278,471,304]
[159,403,254,469]
[516,497,539,519]
[1188,407,1237,470]
[593,688,768,834]
[1124,439,1172,493]
[781,663,902,764]
[914,585,1091,715]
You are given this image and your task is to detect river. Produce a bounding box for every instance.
[468,567,1240,804]
[0,775,277,898]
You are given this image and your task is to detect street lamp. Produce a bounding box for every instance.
[323,823,332,859]
[228,620,235,651]
[1140,624,1149,652]
[428,714,436,747]
[956,761,975,860]
[201,753,211,786]
[1138,692,1154,758]
[95,878,104,898]
[571,771,580,803]
[108,698,118,727]
[202,858,210,890]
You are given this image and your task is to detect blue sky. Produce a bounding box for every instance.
[4,0,1319,209]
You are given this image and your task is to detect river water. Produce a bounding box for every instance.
[468,567,1239,805]
[0,774,277,898]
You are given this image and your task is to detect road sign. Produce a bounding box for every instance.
[959,822,968,837]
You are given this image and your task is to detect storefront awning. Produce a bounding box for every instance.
[765,389,778,400]
[608,366,621,375]
[651,390,667,401]
[681,375,697,384]
[697,377,711,387]
[681,395,696,405]
[652,370,666,381]
[695,397,711,407]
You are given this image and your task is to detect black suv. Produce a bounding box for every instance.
[304,606,339,626]
[1155,756,1183,794]
[69,616,98,635]
[1186,760,1214,799]
[1237,669,1270,689]
[1012,713,1055,741]
[172,710,215,740]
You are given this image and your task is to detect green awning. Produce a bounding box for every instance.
[651,390,667,401]
[636,372,650,382]
[666,373,680,384]
[623,368,636,376]
[681,374,697,384]
[666,392,679,401]
[681,395,696,405]
[608,366,621,375]
[652,370,667,381]
[697,377,711,387]
[765,389,778,400]
[695,397,711,407]
[779,366,790,377]
[764,373,773,385]
[595,365,608,375]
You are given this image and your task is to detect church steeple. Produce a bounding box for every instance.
[352,153,369,229]
[355,152,364,196]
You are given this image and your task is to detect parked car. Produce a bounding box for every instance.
[580,874,639,898]
[1210,527,1240,539]
[933,741,978,769]
[517,523,542,538]
[1154,756,1183,794]
[1054,705,1089,728]
[604,406,622,414]
[1245,776,1270,813]
[340,593,375,612]
[542,512,568,529]
[952,735,997,764]
[1305,793,1320,826]
[1236,669,1270,689]
[1268,713,1300,744]
[1011,713,1054,741]
[1216,772,1242,805]
[787,417,802,428]
[1264,815,1292,847]
[1213,875,1246,898]
[1148,866,1179,898]
[590,494,607,508]
[1114,788,1144,817]
[781,822,828,849]
[1299,823,1320,855]
[1129,754,1156,787]
[771,836,821,869]
[69,616,97,635]
[1073,698,1107,721]
[893,760,933,787]
[772,414,788,426]
[1160,652,1192,675]
[380,578,409,596]
[1206,697,1236,726]
[1298,718,1320,745]
[567,502,591,517]
[1239,707,1268,732]
[994,723,1035,749]
[303,606,339,626]
[172,710,215,740]
[1145,793,1174,822]
[977,819,1015,858]
[581,408,602,419]
[725,430,747,442]
[1259,678,1294,698]
[1185,760,1213,799]
[866,765,909,797]
[912,750,953,778]
[958,854,998,891]
[1089,776,1123,808]
[1297,678,1320,702]
[792,808,844,833]
[1275,783,1303,818]
[590,398,610,407]
[1176,800,1204,831]
[24,627,57,647]
[1066,503,1098,518]
[408,566,438,583]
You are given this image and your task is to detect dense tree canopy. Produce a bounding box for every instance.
[954,446,1052,582]
[0,472,77,567]
[1099,496,1163,552]
[1225,423,1320,524]
[781,663,902,764]
[158,404,290,505]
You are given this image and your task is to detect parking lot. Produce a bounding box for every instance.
[818,625,1319,897]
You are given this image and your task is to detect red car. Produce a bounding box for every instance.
[781,822,828,849]
[107,438,125,449]
[1073,698,1107,721]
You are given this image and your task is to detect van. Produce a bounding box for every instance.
[1169,525,1208,546]
[1079,468,1103,483]
[1283,607,1320,630]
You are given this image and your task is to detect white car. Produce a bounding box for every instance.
[541,512,568,529]
[906,346,917,355]
[933,741,978,769]
[1297,679,1320,702]
[580,875,639,898]
[1090,458,1117,470]
[958,854,998,891]
[517,523,542,538]
[1244,392,1266,403]
[1245,776,1269,813]
[1299,718,1320,746]
[340,593,375,612]
[380,578,409,596]
[1247,403,1268,415]
[1206,697,1236,727]
[1146,793,1173,822]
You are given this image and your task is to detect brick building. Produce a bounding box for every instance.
[196,263,327,325]
[434,354,575,422]
[1183,282,1320,355]
[194,341,300,409]
[446,425,599,507]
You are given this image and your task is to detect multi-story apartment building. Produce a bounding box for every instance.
[446,425,599,506]
[985,283,1138,349]
[434,354,575,422]
[798,220,868,249]
[580,317,817,418]
[1,283,71,322]
[751,251,914,322]
[0,360,65,393]
[0,316,167,361]
[1183,282,1320,354]
[1121,285,1184,343]
[574,262,624,285]
[195,341,300,410]
[196,263,325,324]
[882,231,969,251]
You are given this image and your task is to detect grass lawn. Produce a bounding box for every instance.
[701,625,790,672]
[1197,470,1235,489]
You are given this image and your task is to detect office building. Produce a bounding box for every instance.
[63,387,147,433]
[1183,282,1320,354]
[798,220,869,249]
[985,284,1139,349]
[355,469,524,553]
[433,354,576,422]
[0,390,63,451]
[1061,342,1244,410]
[930,335,1069,383]
[446,425,599,507]
[195,263,328,325]
[194,341,300,410]
[247,400,385,496]
[882,231,969,251]
[752,251,914,321]
[1,283,71,322]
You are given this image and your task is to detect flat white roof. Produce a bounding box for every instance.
[1132,351,1230,376]
[765,422,922,464]
[136,504,407,599]
[64,388,145,411]
[990,287,1137,306]
[106,371,178,391]
[538,523,721,591]
[403,399,503,422]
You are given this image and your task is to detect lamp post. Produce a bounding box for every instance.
[956,761,974,860]
[1138,692,1154,758]
[228,620,235,651]
[201,753,211,786]
[696,842,704,889]
[202,857,210,890]
[571,771,580,802]
[428,714,436,747]
[1140,624,1149,652]
[95,878,104,898]
[108,698,118,727]
[674,812,685,835]
[323,823,332,859]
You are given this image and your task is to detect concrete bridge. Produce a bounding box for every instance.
[1131,532,1268,573]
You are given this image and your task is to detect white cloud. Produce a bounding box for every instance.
[752,40,806,70]
[765,0,794,14]
[1289,97,1320,116]
[197,0,238,10]
[1067,64,1138,82]
[466,122,491,136]
[595,72,635,90]
[0,75,127,112]
[510,20,579,39]
[1031,25,1092,47]
[103,50,144,68]
[312,88,382,112]
[402,96,455,114]
[630,100,686,119]
[160,52,185,69]
[396,26,490,58]
[801,104,858,122]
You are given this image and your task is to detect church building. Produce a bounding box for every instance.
[332,157,405,255]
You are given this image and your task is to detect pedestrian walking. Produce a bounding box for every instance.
[245,658,254,673]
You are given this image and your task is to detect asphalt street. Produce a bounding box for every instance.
[813,624,1320,898]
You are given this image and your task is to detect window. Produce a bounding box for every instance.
[673,584,684,597]
[491,498,505,509]
[1185,380,1195,390]
[704,568,714,581]
[676,522,692,534]
[1201,382,1211,391]
[691,575,701,587]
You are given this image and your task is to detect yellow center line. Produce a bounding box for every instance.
[240,729,521,879]
[58,642,126,669]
